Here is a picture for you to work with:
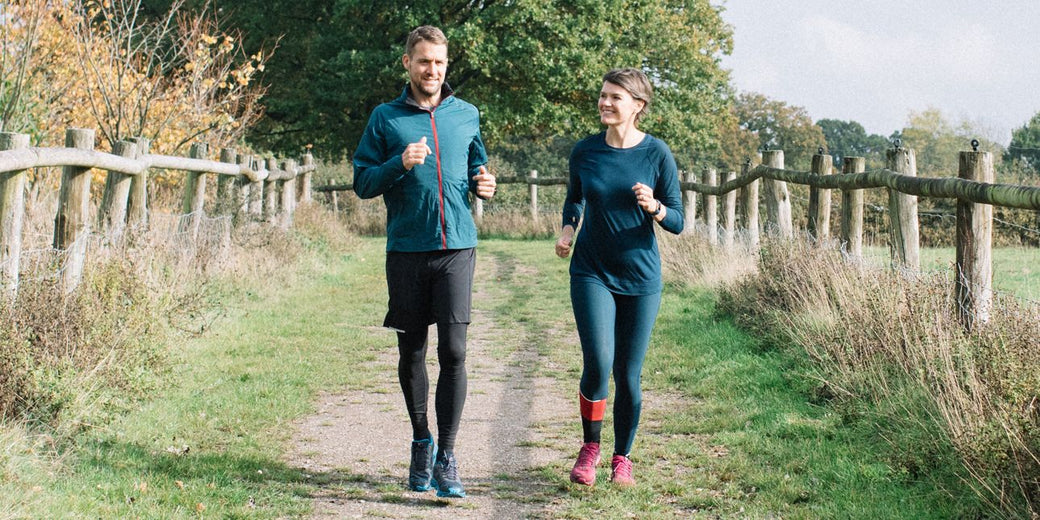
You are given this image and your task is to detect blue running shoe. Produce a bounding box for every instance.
[432,452,466,498]
[408,436,436,491]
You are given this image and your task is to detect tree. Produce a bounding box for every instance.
[732,91,825,169]
[899,107,1003,177]
[816,119,889,169]
[152,1,735,164]
[713,104,759,171]
[1005,112,1040,175]
[0,0,46,134]
[69,0,270,154]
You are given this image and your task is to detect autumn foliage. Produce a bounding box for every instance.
[1,0,271,185]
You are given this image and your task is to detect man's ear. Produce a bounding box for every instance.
[402,53,410,69]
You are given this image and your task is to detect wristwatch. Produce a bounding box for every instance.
[651,200,663,216]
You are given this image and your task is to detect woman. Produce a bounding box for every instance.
[555,68,684,487]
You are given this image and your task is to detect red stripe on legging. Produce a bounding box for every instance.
[579,393,606,421]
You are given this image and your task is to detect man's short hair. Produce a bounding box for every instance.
[406,26,448,56]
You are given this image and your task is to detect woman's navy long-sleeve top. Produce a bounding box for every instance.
[561,132,684,295]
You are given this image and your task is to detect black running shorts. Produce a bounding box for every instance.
[383,248,475,332]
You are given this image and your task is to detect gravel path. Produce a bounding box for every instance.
[286,252,578,519]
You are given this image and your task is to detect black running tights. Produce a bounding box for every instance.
[397,322,468,454]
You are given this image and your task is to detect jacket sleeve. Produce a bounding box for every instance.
[654,144,684,235]
[561,145,585,229]
[353,109,408,199]
[466,125,490,197]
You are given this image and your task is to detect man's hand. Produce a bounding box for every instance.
[555,225,575,258]
[473,165,497,199]
[402,136,432,170]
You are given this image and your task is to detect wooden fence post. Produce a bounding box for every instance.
[761,150,793,238]
[53,128,95,292]
[264,157,279,221]
[216,148,238,217]
[249,157,264,217]
[281,159,297,228]
[99,140,137,244]
[723,171,736,248]
[298,153,314,204]
[180,142,208,241]
[472,194,484,225]
[0,132,30,291]
[683,170,697,230]
[702,167,718,245]
[236,154,253,220]
[327,179,339,218]
[127,137,150,232]
[808,150,833,243]
[528,170,538,220]
[886,146,920,270]
[738,160,759,248]
[956,146,994,329]
[840,157,866,258]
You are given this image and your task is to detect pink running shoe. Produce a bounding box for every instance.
[569,442,601,485]
[610,454,635,486]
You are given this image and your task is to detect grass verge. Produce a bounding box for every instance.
[2,227,1026,518]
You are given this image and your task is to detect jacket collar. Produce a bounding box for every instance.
[398,82,455,109]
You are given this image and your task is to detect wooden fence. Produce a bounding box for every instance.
[316,144,1040,330]
[0,128,315,292]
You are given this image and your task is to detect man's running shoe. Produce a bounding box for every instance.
[569,442,601,486]
[408,436,436,491]
[610,454,635,486]
[432,452,466,498]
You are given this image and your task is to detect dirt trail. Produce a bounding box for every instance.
[286,252,577,519]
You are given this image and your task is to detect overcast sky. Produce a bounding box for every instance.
[717,1,1040,144]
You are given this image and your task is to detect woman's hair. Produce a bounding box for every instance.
[603,68,652,122]
[406,26,448,56]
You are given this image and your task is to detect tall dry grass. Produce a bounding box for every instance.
[658,224,759,288]
[717,238,1039,518]
[0,187,350,438]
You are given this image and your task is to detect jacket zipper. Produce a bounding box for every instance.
[429,110,447,249]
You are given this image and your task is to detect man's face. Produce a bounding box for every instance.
[403,40,449,103]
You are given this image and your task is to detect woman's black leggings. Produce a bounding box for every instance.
[397,323,468,454]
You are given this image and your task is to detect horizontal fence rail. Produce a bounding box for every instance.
[681,165,1040,211]
[0,145,313,182]
[0,129,316,293]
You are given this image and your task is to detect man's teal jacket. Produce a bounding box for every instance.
[353,86,488,252]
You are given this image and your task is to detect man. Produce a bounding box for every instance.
[352,25,496,499]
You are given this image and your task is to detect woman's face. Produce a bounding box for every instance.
[598,81,644,127]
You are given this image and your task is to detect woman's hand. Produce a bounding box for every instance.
[632,182,665,221]
[555,225,575,258]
